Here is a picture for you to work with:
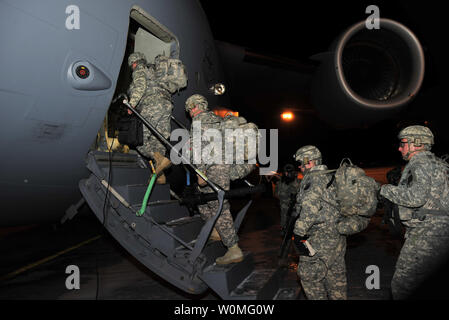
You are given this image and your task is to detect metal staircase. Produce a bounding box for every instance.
[79,150,298,299]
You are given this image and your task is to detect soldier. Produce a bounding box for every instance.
[274,164,301,236]
[127,52,187,183]
[185,94,244,265]
[379,125,449,299]
[292,145,347,300]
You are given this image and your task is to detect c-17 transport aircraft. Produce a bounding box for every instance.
[0,0,425,299]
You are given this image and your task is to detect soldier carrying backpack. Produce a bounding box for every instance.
[185,94,248,265]
[332,158,380,235]
[127,52,188,184]
[379,125,449,299]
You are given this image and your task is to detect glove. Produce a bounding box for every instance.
[293,234,310,256]
[377,189,387,204]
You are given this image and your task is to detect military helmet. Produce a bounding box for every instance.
[185,94,208,112]
[398,125,434,147]
[128,52,146,67]
[293,145,322,165]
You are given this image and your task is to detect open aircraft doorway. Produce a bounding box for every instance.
[79,5,294,299]
[94,6,180,156]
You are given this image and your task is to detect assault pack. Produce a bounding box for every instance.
[430,154,449,211]
[153,55,188,93]
[220,113,259,181]
[332,158,380,217]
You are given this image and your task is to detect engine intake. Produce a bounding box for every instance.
[311,18,425,127]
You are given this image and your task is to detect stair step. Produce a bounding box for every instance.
[200,253,254,299]
[127,184,171,205]
[101,166,152,186]
[93,151,141,164]
[148,215,204,257]
[146,201,190,223]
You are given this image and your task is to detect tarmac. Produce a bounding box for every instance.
[0,178,404,300]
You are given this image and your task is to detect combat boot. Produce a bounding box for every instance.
[208,228,221,242]
[153,152,171,184]
[156,173,166,184]
[215,244,244,265]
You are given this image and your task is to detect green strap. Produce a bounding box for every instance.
[137,173,157,216]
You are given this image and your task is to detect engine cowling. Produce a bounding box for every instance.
[311,18,425,127]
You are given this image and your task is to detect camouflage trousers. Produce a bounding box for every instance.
[279,201,290,230]
[136,95,172,158]
[297,238,347,300]
[197,164,239,248]
[391,225,449,299]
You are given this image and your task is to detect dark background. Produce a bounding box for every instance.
[199,0,449,170]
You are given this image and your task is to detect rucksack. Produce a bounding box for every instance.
[333,158,380,217]
[432,155,449,211]
[220,113,259,180]
[153,55,187,93]
[221,113,259,161]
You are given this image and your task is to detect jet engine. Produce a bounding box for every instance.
[311,18,425,127]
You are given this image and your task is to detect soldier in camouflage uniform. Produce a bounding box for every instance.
[185,94,244,265]
[274,164,301,236]
[293,145,347,300]
[127,52,186,183]
[380,125,449,299]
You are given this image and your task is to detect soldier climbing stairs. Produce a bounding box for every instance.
[79,150,298,299]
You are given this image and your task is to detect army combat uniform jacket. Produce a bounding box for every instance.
[293,165,347,300]
[190,110,239,248]
[380,151,449,299]
[128,63,178,157]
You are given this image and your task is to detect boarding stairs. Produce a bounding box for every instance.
[79,151,298,300]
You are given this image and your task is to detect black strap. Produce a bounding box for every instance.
[326,173,336,189]
[412,209,449,221]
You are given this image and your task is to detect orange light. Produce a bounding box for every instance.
[213,109,239,118]
[281,112,293,121]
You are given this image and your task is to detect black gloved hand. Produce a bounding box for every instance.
[293,234,310,256]
[377,189,388,206]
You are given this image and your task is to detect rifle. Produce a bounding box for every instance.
[278,193,298,263]
[179,183,265,214]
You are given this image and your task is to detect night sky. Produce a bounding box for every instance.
[199,0,449,171]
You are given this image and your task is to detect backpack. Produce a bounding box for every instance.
[220,113,259,180]
[333,158,380,217]
[153,55,187,93]
[433,155,449,211]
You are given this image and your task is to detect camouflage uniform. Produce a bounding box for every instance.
[292,145,346,300]
[275,177,301,231]
[128,53,186,158]
[380,150,449,299]
[188,97,239,249]
[294,165,347,300]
